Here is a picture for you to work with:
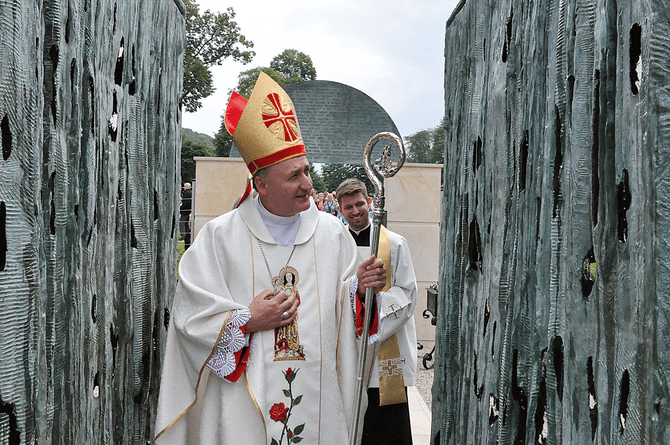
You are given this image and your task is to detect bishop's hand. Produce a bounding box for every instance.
[246,289,299,332]
[357,256,386,296]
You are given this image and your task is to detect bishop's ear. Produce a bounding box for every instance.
[253,175,268,196]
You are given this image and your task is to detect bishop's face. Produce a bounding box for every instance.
[256,156,313,217]
[339,192,371,232]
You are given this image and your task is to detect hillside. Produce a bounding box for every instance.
[181,128,214,148]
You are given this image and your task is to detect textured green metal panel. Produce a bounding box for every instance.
[435,0,670,443]
[0,0,183,443]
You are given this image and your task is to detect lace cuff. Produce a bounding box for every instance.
[349,277,381,345]
[207,308,251,381]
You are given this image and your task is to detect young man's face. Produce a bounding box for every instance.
[256,156,313,216]
[338,192,371,231]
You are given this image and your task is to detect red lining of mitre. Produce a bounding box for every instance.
[246,145,306,176]
[224,92,248,135]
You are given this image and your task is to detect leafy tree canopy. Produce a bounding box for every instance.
[233,50,317,99]
[181,136,215,184]
[270,49,318,84]
[183,1,255,112]
[213,119,233,157]
[181,128,214,147]
[235,67,287,99]
[315,164,373,195]
[309,164,327,192]
[406,118,445,164]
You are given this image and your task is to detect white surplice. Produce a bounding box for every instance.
[154,197,365,445]
[354,227,418,388]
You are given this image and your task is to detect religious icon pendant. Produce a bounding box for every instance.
[273,266,305,361]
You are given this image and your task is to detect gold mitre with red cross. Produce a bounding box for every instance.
[224,72,306,176]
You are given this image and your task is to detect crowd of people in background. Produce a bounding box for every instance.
[311,189,345,222]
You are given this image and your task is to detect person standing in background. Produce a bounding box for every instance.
[180,182,192,250]
[316,191,325,210]
[322,193,338,216]
[337,177,418,445]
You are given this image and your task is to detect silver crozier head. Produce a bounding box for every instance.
[363,132,406,225]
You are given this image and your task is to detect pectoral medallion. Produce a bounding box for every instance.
[273,266,305,361]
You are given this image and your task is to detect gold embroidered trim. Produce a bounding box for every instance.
[246,230,268,438]
[154,310,234,443]
[379,226,392,293]
[376,226,406,406]
[245,372,267,435]
[313,237,324,442]
[377,332,407,405]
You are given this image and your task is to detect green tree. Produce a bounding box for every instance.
[181,128,214,147]
[406,130,433,163]
[270,49,317,84]
[432,119,445,163]
[183,1,255,112]
[213,119,233,157]
[235,67,286,99]
[232,50,317,99]
[309,164,326,192]
[319,163,373,194]
[181,136,215,184]
[214,50,316,155]
[406,118,445,164]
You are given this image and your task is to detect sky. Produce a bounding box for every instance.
[182,0,461,139]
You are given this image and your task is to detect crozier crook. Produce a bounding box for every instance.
[349,132,406,445]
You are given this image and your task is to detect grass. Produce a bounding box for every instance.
[176,240,187,280]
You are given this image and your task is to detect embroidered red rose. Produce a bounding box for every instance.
[270,368,303,444]
[270,402,289,422]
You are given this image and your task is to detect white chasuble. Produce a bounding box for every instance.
[253,241,325,445]
[154,198,365,445]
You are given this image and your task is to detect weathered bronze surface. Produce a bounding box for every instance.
[0,1,184,443]
[435,0,670,443]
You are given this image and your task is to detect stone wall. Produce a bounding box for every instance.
[191,156,249,236]
[0,1,184,443]
[385,163,442,344]
[434,0,670,443]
